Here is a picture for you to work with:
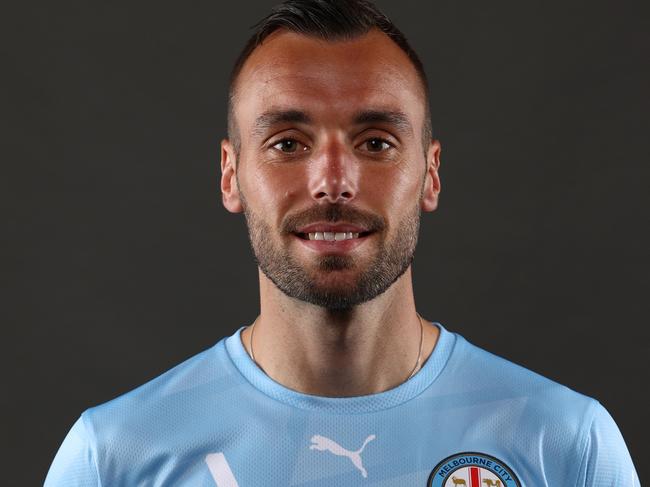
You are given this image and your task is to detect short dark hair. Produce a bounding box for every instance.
[227,0,432,156]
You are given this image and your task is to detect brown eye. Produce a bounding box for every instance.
[272,139,304,153]
[364,138,391,152]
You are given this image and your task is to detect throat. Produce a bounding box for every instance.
[244,323,431,398]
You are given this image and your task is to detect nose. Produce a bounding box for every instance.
[308,141,359,204]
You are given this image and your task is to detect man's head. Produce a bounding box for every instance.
[227,0,432,157]
[220,0,441,311]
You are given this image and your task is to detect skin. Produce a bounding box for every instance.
[220,28,442,397]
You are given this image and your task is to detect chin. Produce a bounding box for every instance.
[310,275,361,293]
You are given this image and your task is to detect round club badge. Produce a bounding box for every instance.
[427,452,521,487]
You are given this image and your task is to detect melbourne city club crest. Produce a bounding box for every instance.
[427,452,521,487]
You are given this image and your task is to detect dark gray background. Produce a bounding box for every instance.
[2,0,648,485]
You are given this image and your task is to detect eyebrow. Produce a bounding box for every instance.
[251,108,414,138]
[352,110,413,136]
[252,110,312,139]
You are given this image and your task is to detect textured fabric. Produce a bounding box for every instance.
[44,323,640,486]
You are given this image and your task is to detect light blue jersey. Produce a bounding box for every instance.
[45,323,640,486]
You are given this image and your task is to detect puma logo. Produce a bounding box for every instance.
[309,434,376,478]
[483,480,501,486]
[451,477,467,486]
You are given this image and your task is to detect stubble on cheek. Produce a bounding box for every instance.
[240,195,421,310]
[243,203,355,287]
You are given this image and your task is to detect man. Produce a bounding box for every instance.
[45,0,640,485]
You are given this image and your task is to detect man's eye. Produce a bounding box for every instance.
[362,138,392,152]
[271,139,305,153]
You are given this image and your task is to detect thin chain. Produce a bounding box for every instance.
[249,315,261,372]
[248,312,425,381]
[407,312,425,380]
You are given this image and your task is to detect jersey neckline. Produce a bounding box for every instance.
[223,320,456,414]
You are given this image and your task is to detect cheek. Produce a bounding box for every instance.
[250,168,302,215]
[362,165,420,213]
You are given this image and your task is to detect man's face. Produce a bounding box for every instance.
[221,29,441,310]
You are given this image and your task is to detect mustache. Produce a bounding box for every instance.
[282,204,386,234]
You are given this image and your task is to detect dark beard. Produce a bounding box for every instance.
[241,201,420,311]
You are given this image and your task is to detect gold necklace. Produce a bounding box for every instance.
[247,312,425,382]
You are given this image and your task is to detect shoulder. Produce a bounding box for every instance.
[46,333,248,485]
[439,329,640,485]
[44,338,232,486]
[445,331,596,416]
[82,336,234,452]
[439,330,595,462]
[576,401,641,486]
[45,415,101,486]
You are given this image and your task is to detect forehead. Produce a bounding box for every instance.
[233,29,425,133]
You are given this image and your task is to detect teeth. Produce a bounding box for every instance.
[307,231,361,241]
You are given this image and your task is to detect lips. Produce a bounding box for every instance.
[291,221,377,252]
[293,230,373,240]
[291,231,374,255]
[295,222,370,234]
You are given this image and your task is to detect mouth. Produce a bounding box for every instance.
[291,230,375,254]
[293,231,374,241]
[290,219,379,254]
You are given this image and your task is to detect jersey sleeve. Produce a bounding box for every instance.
[44,415,101,487]
[578,401,641,487]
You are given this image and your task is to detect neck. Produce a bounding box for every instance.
[240,267,439,397]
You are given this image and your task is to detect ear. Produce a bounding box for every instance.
[420,139,442,212]
[220,138,244,213]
